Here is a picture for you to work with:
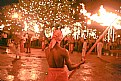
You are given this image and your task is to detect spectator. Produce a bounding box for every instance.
[68,35,74,54]
[77,37,83,53]
[81,39,87,60]
[97,40,103,58]
[26,35,31,53]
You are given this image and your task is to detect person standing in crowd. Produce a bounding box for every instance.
[44,26,85,81]
[26,35,31,53]
[2,32,8,46]
[108,40,112,50]
[77,37,83,53]
[20,36,25,54]
[97,40,103,58]
[63,35,69,50]
[23,34,26,49]
[81,39,87,60]
[13,34,21,59]
[68,35,74,54]
[42,36,45,51]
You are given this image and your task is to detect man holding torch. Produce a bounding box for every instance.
[44,26,85,81]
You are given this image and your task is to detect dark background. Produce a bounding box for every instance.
[0,0,19,7]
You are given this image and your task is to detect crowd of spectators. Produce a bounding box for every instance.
[0,30,121,57]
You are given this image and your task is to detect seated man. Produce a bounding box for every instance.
[45,27,85,81]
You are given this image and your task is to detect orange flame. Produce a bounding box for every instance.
[80,4,121,29]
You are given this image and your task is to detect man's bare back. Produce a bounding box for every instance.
[45,44,65,68]
[44,28,85,81]
[45,43,84,71]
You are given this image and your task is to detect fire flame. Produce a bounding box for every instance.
[80,4,121,29]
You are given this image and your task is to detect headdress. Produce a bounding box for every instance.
[49,29,63,49]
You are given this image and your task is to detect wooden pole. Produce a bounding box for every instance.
[86,26,110,55]
[68,26,110,80]
[86,17,118,55]
[68,17,118,80]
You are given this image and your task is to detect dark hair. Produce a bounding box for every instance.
[55,24,60,29]
[100,39,103,42]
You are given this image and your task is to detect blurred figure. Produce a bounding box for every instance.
[68,35,74,54]
[97,40,103,58]
[2,32,8,46]
[20,36,25,53]
[42,36,45,51]
[26,35,31,53]
[81,39,87,60]
[13,35,21,59]
[77,37,83,53]
[63,36,69,50]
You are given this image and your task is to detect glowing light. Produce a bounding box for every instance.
[0,24,4,29]
[90,8,120,27]
[79,4,121,29]
[80,3,87,15]
[34,24,39,33]
[73,22,82,27]
[61,27,71,37]
[7,75,14,81]
[87,20,91,25]
[12,13,19,19]
[117,35,120,37]
[24,21,28,31]
[45,28,52,38]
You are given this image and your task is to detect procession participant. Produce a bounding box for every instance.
[26,34,31,53]
[97,40,103,58]
[63,35,69,50]
[13,34,21,59]
[44,27,85,81]
[68,35,74,54]
[81,39,87,60]
[77,37,83,53]
[20,36,25,53]
[42,36,45,51]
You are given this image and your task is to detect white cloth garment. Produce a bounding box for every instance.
[97,42,103,57]
[82,41,87,57]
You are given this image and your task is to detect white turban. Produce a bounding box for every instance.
[49,29,63,49]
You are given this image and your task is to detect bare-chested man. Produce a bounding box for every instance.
[44,27,85,81]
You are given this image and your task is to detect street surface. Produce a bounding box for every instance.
[0,48,121,81]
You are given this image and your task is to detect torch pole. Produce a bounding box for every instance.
[86,17,118,55]
[68,26,111,80]
[86,26,110,55]
[68,17,118,79]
